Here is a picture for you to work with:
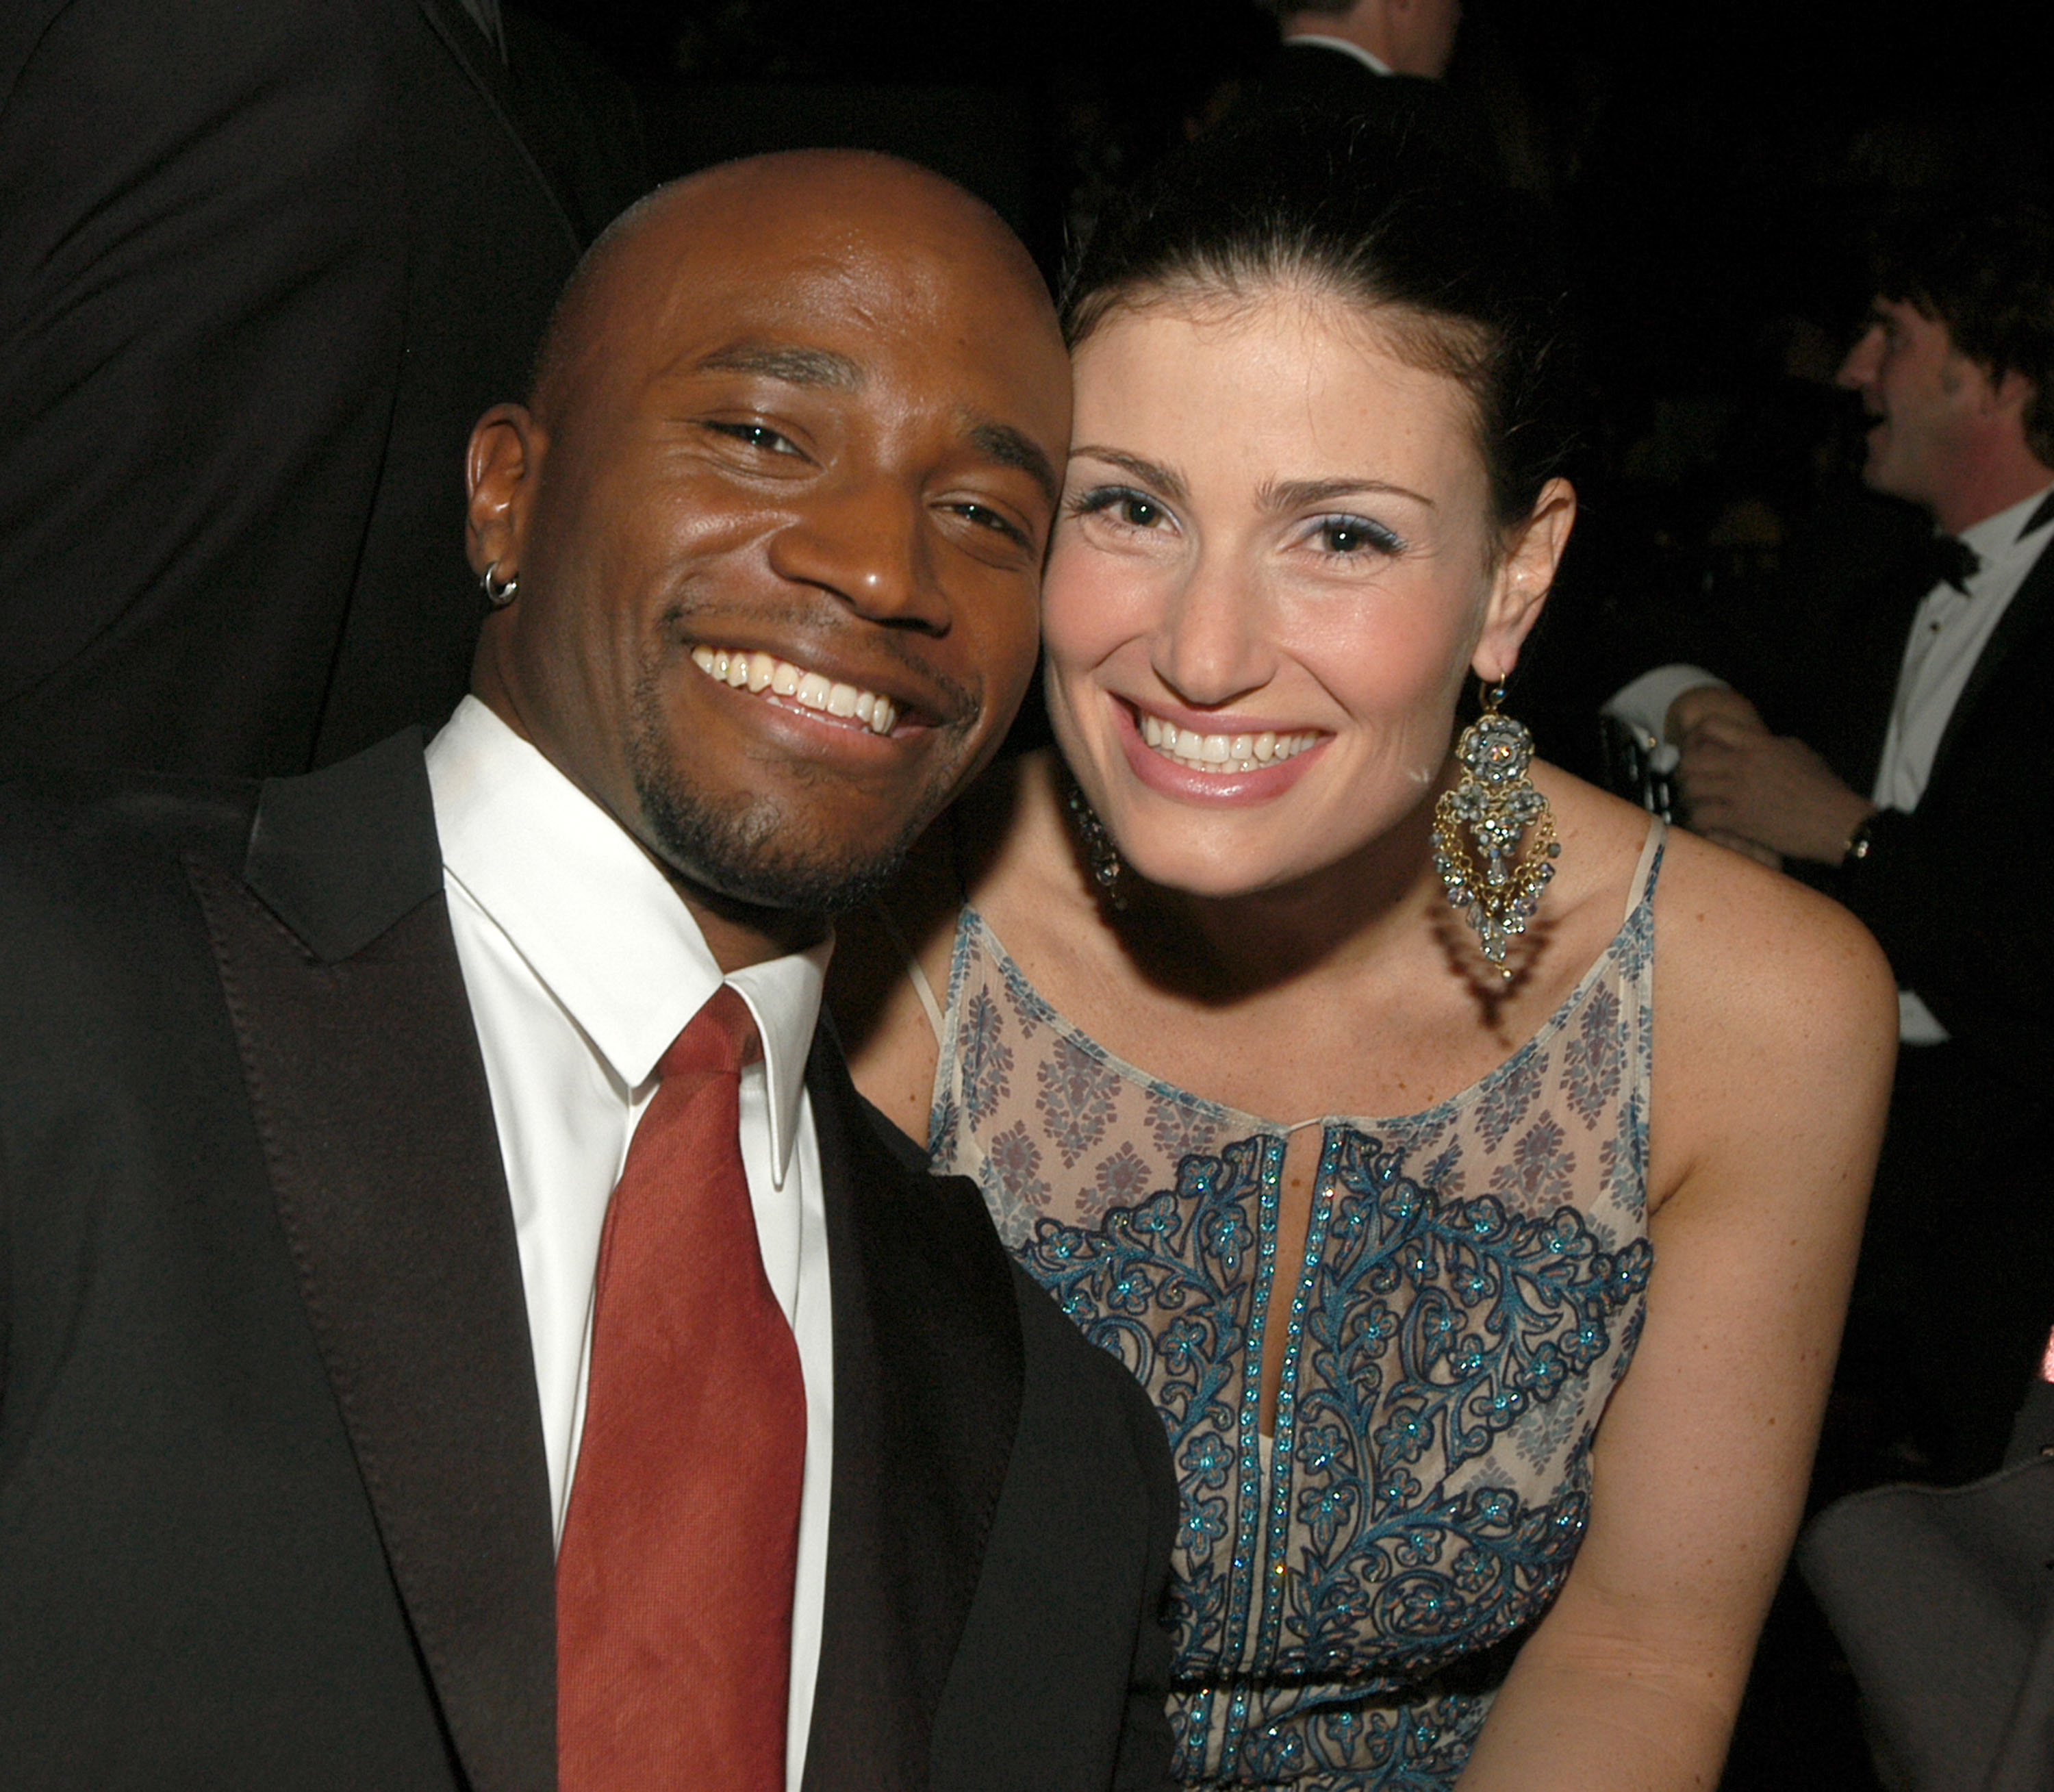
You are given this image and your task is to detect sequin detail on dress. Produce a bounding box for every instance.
[928,834,1662,1789]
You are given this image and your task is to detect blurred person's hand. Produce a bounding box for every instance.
[1665,683,1769,746]
[1676,711,1875,866]
[1699,828,1784,871]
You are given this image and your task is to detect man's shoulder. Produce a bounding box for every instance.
[0,764,258,879]
[0,769,264,1037]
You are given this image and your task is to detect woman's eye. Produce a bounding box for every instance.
[1310,515,1401,556]
[1071,485,1169,531]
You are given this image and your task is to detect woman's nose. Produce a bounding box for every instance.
[1148,557,1273,710]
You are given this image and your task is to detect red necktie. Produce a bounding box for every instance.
[556,985,805,1791]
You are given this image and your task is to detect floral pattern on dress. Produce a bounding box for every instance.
[959,987,1013,1130]
[1037,1034,1124,1169]
[1560,984,1622,1130]
[926,832,1664,1789]
[1471,1050,1543,1153]
[978,1118,1051,1245]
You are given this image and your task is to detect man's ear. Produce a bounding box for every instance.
[1472,477,1576,685]
[1989,367,2038,425]
[465,404,547,582]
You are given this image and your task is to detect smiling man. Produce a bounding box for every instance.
[1601,199,2054,1485]
[0,153,1176,1792]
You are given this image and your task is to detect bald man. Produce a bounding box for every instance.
[0,154,1178,1792]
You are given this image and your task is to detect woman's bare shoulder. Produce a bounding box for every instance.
[1654,820,1897,1043]
[1540,768,1894,1037]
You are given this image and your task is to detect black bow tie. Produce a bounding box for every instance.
[1923,533,1980,594]
[1920,491,2054,594]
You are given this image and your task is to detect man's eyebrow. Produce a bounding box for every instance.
[1260,475,1434,512]
[1068,446,1190,510]
[970,420,1061,507]
[692,343,865,389]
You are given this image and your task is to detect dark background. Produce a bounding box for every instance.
[514,0,2049,777]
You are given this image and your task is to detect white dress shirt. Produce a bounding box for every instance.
[425,696,834,1791]
[1284,33,1394,75]
[1603,483,2054,1044]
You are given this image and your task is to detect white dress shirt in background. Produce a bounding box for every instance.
[426,696,834,1791]
[1284,33,1393,75]
[1601,484,2054,1045]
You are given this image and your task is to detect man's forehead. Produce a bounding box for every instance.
[1873,293,1943,333]
[642,238,994,368]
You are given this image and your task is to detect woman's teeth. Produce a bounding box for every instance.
[1138,711,1317,773]
[689,645,899,735]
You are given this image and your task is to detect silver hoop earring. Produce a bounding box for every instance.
[1432,679,1559,978]
[481,561,519,607]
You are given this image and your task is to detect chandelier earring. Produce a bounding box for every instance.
[1431,678,1559,978]
[481,561,519,607]
[1063,773,1129,912]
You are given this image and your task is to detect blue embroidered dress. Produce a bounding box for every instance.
[920,828,1663,1788]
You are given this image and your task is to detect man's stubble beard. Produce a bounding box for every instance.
[626,669,961,919]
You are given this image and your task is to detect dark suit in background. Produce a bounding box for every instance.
[0,0,587,779]
[1230,38,1503,184]
[1824,526,2054,1481]
[0,737,1178,1790]
[1614,492,2054,1480]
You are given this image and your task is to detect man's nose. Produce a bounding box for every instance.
[1836,324,1882,390]
[766,477,950,631]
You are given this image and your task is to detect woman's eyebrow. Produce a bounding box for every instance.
[1260,475,1434,512]
[1069,446,1189,508]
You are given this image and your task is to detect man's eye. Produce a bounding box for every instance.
[708,422,801,456]
[954,502,1030,548]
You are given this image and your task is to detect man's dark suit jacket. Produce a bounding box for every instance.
[0,734,1179,1790]
[0,0,583,780]
[1230,40,1499,181]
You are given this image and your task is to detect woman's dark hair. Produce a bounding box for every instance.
[1062,108,1577,532]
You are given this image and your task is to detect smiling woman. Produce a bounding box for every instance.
[832,111,1898,1791]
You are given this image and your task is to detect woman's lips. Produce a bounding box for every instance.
[1114,701,1328,803]
[1137,709,1320,774]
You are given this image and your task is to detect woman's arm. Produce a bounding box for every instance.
[1456,835,1897,1790]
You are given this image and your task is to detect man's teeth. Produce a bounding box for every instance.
[689,646,898,735]
[1138,711,1317,773]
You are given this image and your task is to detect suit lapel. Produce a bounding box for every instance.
[192,731,557,1792]
[1927,531,2054,792]
[802,1042,1024,1791]
[414,0,580,251]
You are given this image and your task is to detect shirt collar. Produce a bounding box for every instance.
[1285,33,1394,75]
[424,696,828,1185]
[1960,481,2054,565]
